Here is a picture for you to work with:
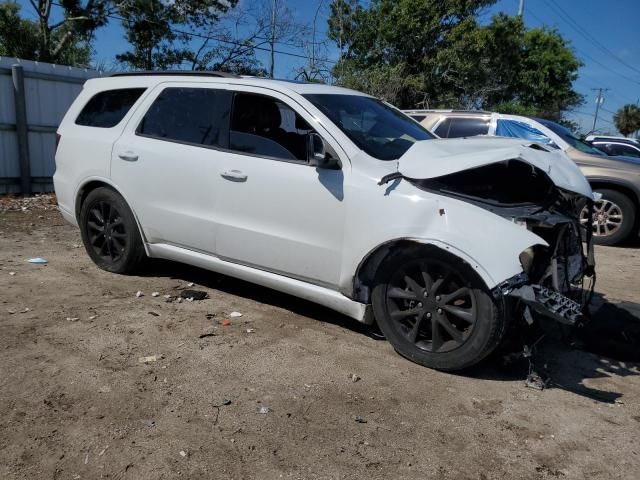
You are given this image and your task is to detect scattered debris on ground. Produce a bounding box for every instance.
[27,257,48,264]
[0,193,57,212]
[138,355,162,363]
[180,289,208,301]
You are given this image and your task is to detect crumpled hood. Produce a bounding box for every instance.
[397,137,593,198]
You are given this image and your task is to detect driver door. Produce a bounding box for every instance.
[214,88,347,288]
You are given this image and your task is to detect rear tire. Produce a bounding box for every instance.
[79,187,146,274]
[372,248,505,371]
[583,189,636,246]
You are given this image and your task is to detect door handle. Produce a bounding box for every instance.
[220,170,248,182]
[118,152,139,162]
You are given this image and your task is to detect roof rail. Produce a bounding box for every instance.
[110,70,240,79]
[403,109,492,114]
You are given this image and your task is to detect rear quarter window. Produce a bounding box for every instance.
[75,88,146,128]
[447,118,490,138]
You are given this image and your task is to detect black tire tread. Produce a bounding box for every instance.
[371,246,506,371]
[79,186,146,274]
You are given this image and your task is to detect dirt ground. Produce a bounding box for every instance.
[1,197,639,480]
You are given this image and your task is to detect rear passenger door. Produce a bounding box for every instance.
[111,83,231,254]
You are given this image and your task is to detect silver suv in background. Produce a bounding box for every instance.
[406,110,640,246]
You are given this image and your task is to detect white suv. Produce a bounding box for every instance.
[54,72,595,371]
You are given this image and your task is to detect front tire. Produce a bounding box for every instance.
[79,187,146,274]
[372,248,505,371]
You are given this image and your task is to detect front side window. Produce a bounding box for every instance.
[303,94,434,161]
[137,87,232,148]
[230,93,312,161]
[447,118,490,138]
[76,88,146,128]
[495,120,558,148]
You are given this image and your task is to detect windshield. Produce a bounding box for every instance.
[303,94,434,160]
[536,119,606,155]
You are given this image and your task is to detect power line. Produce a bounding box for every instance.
[526,5,640,87]
[543,0,640,76]
[48,1,336,65]
[566,109,615,126]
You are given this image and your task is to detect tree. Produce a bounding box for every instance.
[116,0,243,71]
[613,104,640,137]
[327,1,583,119]
[187,0,301,76]
[0,0,109,66]
[0,2,40,59]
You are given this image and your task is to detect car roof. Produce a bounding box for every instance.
[88,71,368,97]
[588,136,639,145]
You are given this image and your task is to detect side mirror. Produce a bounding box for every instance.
[307,132,340,169]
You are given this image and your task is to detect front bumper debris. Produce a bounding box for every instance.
[508,284,584,326]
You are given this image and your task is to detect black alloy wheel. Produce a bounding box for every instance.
[372,249,505,371]
[385,259,477,353]
[79,187,146,274]
[86,200,127,262]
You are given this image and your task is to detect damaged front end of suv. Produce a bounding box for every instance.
[394,139,596,328]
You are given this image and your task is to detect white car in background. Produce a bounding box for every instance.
[54,73,595,371]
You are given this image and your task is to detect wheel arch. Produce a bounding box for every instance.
[74,178,149,251]
[351,238,495,304]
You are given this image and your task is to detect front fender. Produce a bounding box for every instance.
[341,182,547,295]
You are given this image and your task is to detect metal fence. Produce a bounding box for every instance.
[0,57,103,194]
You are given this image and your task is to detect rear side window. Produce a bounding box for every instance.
[448,118,490,138]
[76,88,146,128]
[137,88,232,148]
[495,120,558,148]
[434,118,452,137]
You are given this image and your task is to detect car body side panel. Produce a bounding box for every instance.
[53,78,154,217]
[337,155,549,295]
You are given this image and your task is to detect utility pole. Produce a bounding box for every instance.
[591,87,610,132]
[518,0,525,17]
[270,0,277,78]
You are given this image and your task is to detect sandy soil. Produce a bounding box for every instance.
[1,201,639,479]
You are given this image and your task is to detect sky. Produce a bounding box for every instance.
[15,0,640,135]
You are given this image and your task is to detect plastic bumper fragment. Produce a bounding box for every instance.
[508,284,583,325]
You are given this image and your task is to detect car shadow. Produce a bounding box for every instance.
[140,259,639,403]
[466,293,640,403]
[139,258,378,338]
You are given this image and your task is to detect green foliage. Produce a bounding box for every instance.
[0,0,97,66]
[116,0,238,70]
[613,104,640,137]
[328,1,583,119]
[0,2,40,58]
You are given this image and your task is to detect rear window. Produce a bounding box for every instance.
[137,87,232,148]
[75,88,146,128]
